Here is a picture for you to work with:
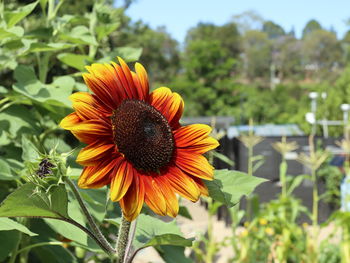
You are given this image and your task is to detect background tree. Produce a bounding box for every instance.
[302,19,322,38]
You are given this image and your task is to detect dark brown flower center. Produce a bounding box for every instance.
[111,99,174,172]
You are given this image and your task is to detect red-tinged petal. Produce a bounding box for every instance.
[154,176,179,217]
[166,166,201,202]
[120,173,145,221]
[67,119,111,135]
[117,57,138,98]
[76,141,116,166]
[142,175,167,216]
[78,158,120,188]
[175,149,214,180]
[60,112,81,129]
[83,71,116,110]
[135,62,149,99]
[110,161,134,202]
[70,92,110,118]
[174,124,219,153]
[149,87,184,129]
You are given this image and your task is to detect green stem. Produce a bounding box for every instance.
[116,215,131,263]
[281,157,287,198]
[65,178,115,255]
[311,168,318,228]
[248,146,253,177]
[37,53,50,84]
[15,242,63,257]
[8,231,22,263]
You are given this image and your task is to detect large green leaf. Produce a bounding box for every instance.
[0,26,24,40]
[205,169,267,207]
[0,183,69,219]
[157,246,193,263]
[133,214,192,250]
[33,244,77,263]
[0,218,37,236]
[4,1,38,28]
[57,53,92,71]
[12,66,74,110]
[21,135,40,162]
[45,198,87,245]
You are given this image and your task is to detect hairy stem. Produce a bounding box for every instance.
[116,215,131,263]
[65,178,116,255]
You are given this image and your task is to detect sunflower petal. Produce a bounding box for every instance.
[166,166,201,202]
[154,176,179,217]
[76,141,115,166]
[60,112,81,129]
[142,176,167,216]
[175,149,214,180]
[191,176,209,196]
[78,158,120,188]
[174,124,219,153]
[149,87,184,129]
[70,92,109,120]
[120,173,145,221]
[110,161,134,202]
[134,62,149,100]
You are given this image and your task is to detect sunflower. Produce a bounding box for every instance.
[60,57,219,221]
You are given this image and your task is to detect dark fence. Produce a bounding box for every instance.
[213,136,341,224]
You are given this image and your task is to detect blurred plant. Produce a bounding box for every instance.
[272,136,299,198]
[296,135,328,263]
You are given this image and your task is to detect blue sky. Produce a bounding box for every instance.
[125,0,350,43]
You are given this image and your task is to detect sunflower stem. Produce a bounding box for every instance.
[116,215,131,263]
[65,178,116,255]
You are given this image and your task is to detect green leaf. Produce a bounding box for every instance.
[57,53,92,71]
[0,218,37,236]
[4,1,38,28]
[59,26,97,45]
[21,135,39,162]
[0,159,13,180]
[178,206,192,220]
[0,183,68,219]
[157,246,193,263]
[0,230,20,261]
[205,169,267,207]
[133,214,192,250]
[0,26,24,40]
[96,22,120,41]
[49,185,69,218]
[99,47,142,63]
[24,42,74,54]
[33,244,77,263]
[212,151,234,166]
[45,196,87,245]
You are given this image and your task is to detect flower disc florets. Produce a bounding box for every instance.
[111,99,174,172]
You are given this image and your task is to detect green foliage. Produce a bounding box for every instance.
[205,169,266,207]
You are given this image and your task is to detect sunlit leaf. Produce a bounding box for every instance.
[0,218,37,236]
[4,1,38,28]
[205,169,267,207]
[57,53,92,71]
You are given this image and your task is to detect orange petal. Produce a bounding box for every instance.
[166,166,200,202]
[175,149,214,180]
[134,62,149,100]
[142,176,167,216]
[110,161,134,202]
[116,57,138,98]
[191,176,209,196]
[154,176,179,217]
[149,87,184,129]
[60,112,81,129]
[67,119,111,135]
[78,158,120,188]
[174,124,219,153]
[76,141,115,166]
[70,92,110,120]
[119,173,145,221]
